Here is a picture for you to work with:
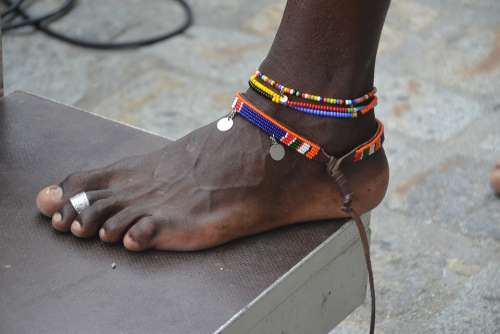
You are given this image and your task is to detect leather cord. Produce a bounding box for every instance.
[329,166,376,334]
[345,207,376,334]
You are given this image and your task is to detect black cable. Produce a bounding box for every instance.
[2,0,76,31]
[1,0,193,50]
[1,0,23,18]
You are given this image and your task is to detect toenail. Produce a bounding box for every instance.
[47,186,63,199]
[71,220,82,234]
[127,232,137,242]
[52,212,62,223]
[124,234,142,251]
[99,228,106,240]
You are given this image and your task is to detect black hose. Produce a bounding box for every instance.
[1,0,193,50]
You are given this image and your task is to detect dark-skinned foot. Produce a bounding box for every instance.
[36,88,389,252]
[491,161,500,195]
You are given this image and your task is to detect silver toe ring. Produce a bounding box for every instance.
[69,192,90,214]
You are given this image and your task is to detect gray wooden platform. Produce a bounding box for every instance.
[0,91,369,334]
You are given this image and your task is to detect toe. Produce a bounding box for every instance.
[71,192,117,238]
[123,217,158,252]
[57,190,113,233]
[53,201,78,232]
[99,207,147,243]
[37,169,109,218]
[51,212,64,231]
[36,185,64,217]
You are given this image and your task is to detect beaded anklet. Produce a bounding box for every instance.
[255,69,377,105]
[249,75,377,118]
[223,93,384,164]
[216,93,383,334]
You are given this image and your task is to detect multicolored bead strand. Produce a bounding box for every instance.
[255,70,377,106]
[249,75,377,118]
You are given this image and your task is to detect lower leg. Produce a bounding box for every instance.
[247,0,391,155]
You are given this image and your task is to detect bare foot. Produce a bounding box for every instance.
[36,88,389,251]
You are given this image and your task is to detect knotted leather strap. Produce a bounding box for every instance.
[329,167,376,334]
[345,207,376,334]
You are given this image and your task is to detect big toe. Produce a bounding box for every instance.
[36,185,64,217]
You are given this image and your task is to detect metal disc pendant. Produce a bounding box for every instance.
[269,143,286,161]
[279,95,288,104]
[217,117,234,132]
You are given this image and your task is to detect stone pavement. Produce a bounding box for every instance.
[3,0,500,333]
